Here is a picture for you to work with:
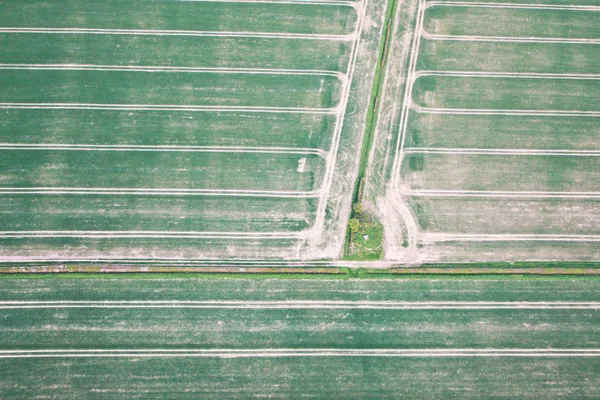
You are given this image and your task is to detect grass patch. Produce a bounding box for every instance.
[2,266,600,281]
[344,204,384,260]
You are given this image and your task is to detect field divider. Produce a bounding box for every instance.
[0,144,328,158]
[0,348,599,358]
[420,233,600,243]
[413,70,600,81]
[177,0,360,7]
[401,189,600,199]
[0,103,338,114]
[412,106,600,117]
[0,189,323,197]
[404,148,600,156]
[421,31,600,44]
[0,28,355,41]
[0,64,345,80]
[425,1,600,11]
[1,300,599,309]
[0,231,309,239]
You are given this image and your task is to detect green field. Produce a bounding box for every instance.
[383,0,600,262]
[0,0,372,260]
[0,195,317,232]
[1,69,342,108]
[418,41,600,73]
[0,109,338,148]
[402,153,600,192]
[3,0,357,34]
[2,0,599,395]
[424,5,600,38]
[0,34,351,70]
[406,114,600,150]
[9,0,600,396]
[410,198,600,235]
[413,75,600,111]
[1,149,325,192]
[0,276,599,398]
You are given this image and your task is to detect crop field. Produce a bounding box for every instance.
[0,276,599,397]
[0,0,385,262]
[379,0,600,262]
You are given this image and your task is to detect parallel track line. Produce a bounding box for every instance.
[0,28,355,41]
[0,349,599,358]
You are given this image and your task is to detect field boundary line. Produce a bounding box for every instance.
[0,349,599,358]
[0,103,337,114]
[0,28,355,41]
[420,233,600,243]
[0,144,328,158]
[0,231,309,239]
[0,189,323,197]
[404,148,600,156]
[177,0,359,7]
[412,107,600,117]
[0,259,338,265]
[414,70,600,81]
[0,64,344,80]
[422,31,600,44]
[426,1,600,11]
[401,189,600,199]
[1,300,599,309]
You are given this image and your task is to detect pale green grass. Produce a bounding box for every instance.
[412,76,600,111]
[0,110,337,149]
[409,198,600,235]
[0,195,317,232]
[1,0,357,35]
[402,153,600,192]
[1,277,599,398]
[1,149,325,192]
[418,40,600,74]
[405,113,600,150]
[0,70,342,108]
[0,33,351,71]
[425,6,600,38]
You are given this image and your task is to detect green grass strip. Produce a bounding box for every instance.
[3,262,600,280]
[343,0,399,257]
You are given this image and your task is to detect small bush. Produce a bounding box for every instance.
[349,218,360,233]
